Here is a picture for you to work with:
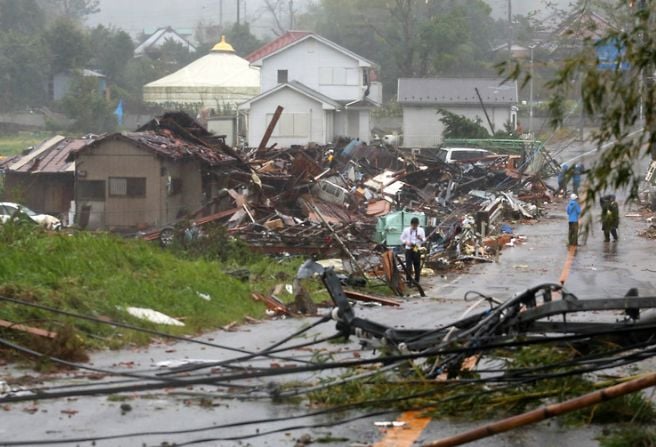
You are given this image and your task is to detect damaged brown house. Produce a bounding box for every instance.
[69,113,238,230]
[1,136,90,222]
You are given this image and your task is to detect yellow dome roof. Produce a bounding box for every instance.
[211,35,235,53]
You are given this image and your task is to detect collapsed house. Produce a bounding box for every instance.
[68,113,239,230]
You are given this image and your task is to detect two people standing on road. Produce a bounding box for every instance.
[557,162,585,196]
[572,163,584,195]
[567,193,582,246]
[400,217,425,285]
[600,194,619,242]
[565,192,620,246]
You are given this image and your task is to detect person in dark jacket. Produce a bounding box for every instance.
[572,163,584,195]
[567,193,582,246]
[600,194,619,242]
[557,163,569,195]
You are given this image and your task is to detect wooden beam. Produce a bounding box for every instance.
[0,319,57,339]
[257,105,284,154]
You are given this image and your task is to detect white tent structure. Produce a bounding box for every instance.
[143,36,260,112]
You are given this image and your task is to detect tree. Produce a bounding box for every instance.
[225,23,262,56]
[43,18,90,75]
[61,74,116,133]
[263,0,298,36]
[504,0,656,214]
[194,21,262,57]
[88,25,134,81]
[298,0,501,97]
[0,32,48,111]
[438,109,490,139]
[37,0,100,21]
[0,0,45,34]
[153,39,197,67]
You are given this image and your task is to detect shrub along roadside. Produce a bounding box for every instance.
[0,222,306,362]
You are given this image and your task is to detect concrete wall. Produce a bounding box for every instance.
[261,38,367,101]
[76,139,161,229]
[76,139,206,229]
[402,104,513,147]
[247,87,331,146]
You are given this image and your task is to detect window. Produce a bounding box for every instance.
[78,180,106,201]
[266,113,309,137]
[319,67,359,85]
[277,69,288,83]
[108,177,146,198]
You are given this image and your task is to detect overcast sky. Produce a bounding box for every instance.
[86,0,575,38]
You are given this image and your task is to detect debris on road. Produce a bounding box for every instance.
[124,307,185,326]
[137,122,555,297]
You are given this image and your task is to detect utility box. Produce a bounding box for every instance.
[374,210,427,247]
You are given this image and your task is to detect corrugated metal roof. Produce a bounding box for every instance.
[4,137,89,174]
[245,30,311,63]
[74,130,237,167]
[397,78,518,106]
[7,136,66,171]
[28,138,88,173]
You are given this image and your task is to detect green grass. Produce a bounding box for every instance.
[0,132,54,157]
[0,222,316,360]
[599,425,656,447]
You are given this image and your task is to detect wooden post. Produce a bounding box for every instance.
[257,105,284,154]
[423,372,656,447]
[310,203,368,282]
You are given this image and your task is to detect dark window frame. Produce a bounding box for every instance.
[108,177,146,198]
[277,69,288,83]
[78,180,106,201]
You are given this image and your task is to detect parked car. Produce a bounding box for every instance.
[437,147,496,164]
[0,202,61,230]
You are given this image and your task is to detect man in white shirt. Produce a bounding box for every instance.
[400,217,425,284]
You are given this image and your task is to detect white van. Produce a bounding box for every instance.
[437,147,496,164]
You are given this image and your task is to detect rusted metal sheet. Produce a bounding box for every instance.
[251,292,290,315]
[5,138,89,174]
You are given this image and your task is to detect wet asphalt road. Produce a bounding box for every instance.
[2,140,656,446]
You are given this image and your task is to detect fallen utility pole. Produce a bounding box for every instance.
[423,372,656,447]
[257,105,284,154]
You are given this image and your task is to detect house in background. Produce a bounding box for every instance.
[239,31,382,147]
[0,136,92,222]
[135,26,197,56]
[398,78,518,148]
[51,69,107,101]
[143,36,260,146]
[68,113,237,230]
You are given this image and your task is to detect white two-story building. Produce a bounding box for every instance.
[239,31,382,147]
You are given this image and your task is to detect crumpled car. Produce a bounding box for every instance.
[0,202,61,230]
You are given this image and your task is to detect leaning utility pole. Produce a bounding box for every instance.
[507,0,513,59]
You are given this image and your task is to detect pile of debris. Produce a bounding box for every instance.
[144,111,557,291]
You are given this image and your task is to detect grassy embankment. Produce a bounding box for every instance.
[0,222,318,361]
[0,132,53,158]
